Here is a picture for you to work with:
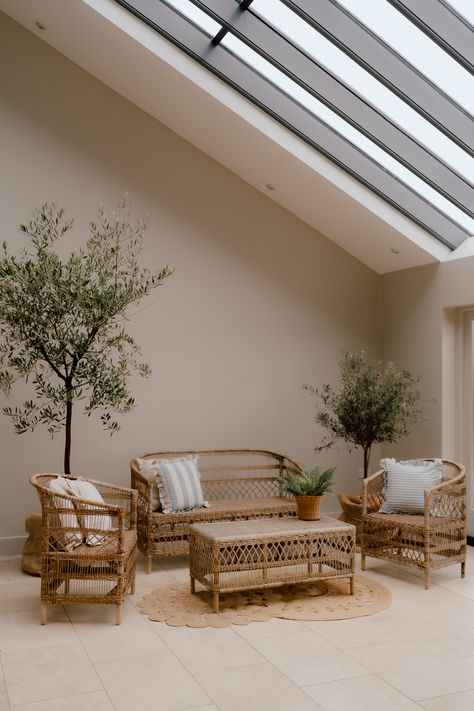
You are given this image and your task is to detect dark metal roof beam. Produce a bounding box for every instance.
[280,0,474,156]
[115,0,469,248]
[386,0,474,74]
[191,0,474,216]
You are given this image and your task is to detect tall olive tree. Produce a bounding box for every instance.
[0,201,174,473]
[305,351,422,478]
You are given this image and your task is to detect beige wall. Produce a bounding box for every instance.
[0,13,380,553]
[381,257,474,460]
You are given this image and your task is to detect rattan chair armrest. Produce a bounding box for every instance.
[424,469,466,520]
[362,470,384,514]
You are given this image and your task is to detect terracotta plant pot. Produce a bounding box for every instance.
[294,495,323,521]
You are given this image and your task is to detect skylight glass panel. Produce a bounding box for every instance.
[220,32,474,232]
[251,0,474,181]
[164,0,220,35]
[334,0,474,115]
[444,0,474,25]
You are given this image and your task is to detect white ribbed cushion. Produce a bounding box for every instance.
[137,458,161,511]
[154,455,209,514]
[49,476,83,550]
[68,478,112,546]
[379,458,442,514]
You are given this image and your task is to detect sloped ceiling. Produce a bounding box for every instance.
[0,0,453,273]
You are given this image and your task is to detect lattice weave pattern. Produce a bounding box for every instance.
[30,473,138,625]
[189,518,356,612]
[131,450,301,571]
[361,459,466,589]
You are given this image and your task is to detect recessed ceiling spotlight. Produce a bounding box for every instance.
[35,20,46,31]
[390,247,400,254]
[265,183,276,191]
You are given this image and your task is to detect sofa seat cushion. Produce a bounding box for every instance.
[62,529,137,560]
[151,496,297,523]
[364,512,455,531]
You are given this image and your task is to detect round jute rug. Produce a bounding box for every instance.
[137,575,391,628]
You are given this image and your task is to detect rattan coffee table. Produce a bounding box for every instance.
[189,516,355,612]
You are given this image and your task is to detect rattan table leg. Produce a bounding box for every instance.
[461,561,466,578]
[40,601,47,625]
[190,576,196,594]
[115,604,122,625]
[213,591,219,613]
[350,576,354,595]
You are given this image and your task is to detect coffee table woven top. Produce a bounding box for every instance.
[189,515,354,543]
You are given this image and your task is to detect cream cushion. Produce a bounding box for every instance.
[136,458,161,511]
[154,455,209,514]
[49,476,83,550]
[68,478,112,546]
[379,458,443,514]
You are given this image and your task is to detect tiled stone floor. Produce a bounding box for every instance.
[1,548,474,711]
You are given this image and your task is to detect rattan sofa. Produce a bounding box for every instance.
[31,473,137,624]
[130,449,301,572]
[361,458,466,589]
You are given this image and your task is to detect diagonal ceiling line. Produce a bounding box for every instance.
[191,0,474,217]
[114,0,470,247]
[386,0,474,75]
[280,0,474,156]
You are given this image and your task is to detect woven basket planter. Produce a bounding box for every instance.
[294,495,323,521]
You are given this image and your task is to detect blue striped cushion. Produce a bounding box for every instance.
[379,458,442,514]
[154,455,209,514]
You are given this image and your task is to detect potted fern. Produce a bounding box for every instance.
[281,466,335,520]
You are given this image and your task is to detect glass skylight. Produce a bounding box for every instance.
[334,0,474,115]
[221,31,474,233]
[116,0,474,247]
[164,0,220,35]
[445,0,474,25]
[251,0,474,180]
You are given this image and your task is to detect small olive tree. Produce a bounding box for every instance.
[0,201,174,473]
[305,351,422,478]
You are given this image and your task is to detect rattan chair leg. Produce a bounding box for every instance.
[424,568,430,590]
[40,601,47,625]
[360,551,366,571]
[461,561,466,578]
[131,566,136,595]
[115,604,122,625]
[146,554,153,575]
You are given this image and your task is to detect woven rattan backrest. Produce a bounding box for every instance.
[131,449,302,501]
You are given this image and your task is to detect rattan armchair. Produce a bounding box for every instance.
[361,459,466,589]
[30,473,138,625]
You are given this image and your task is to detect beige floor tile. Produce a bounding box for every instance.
[196,662,322,711]
[416,631,474,662]
[2,641,102,706]
[248,630,367,686]
[0,579,40,615]
[157,625,266,674]
[0,668,8,711]
[0,560,30,584]
[10,690,115,710]
[301,616,403,650]
[0,608,79,652]
[347,641,474,700]
[65,600,167,662]
[95,652,210,711]
[154,556,190,581]
[304,674,421,710]
[418,689,474,710]
[233,617,307,640]
[180,707,218,711]
[449,656,474,679]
